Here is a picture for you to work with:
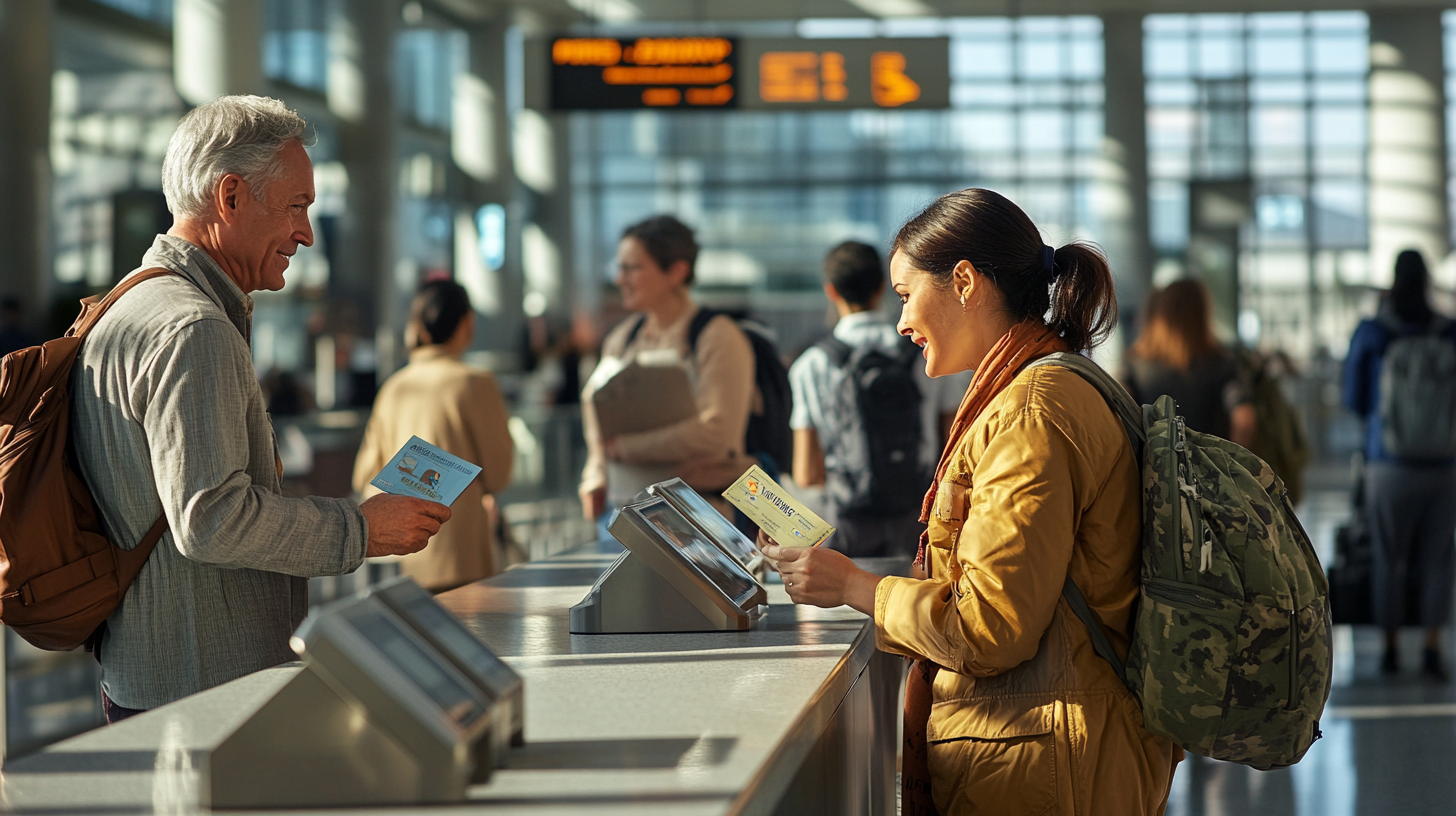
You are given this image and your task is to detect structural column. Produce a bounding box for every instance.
[329,0,399,343]
[1368,9,1449,282]
[0,0,53,329]
[172,0,263,105]
[1099,12,1153,347]
[459,19,526,355]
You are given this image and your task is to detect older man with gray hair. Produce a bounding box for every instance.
[71,95,449,721]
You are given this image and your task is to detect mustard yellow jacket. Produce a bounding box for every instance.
[874,365,1181,815]
[354,347,514,592]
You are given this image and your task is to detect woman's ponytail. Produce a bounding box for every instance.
[1048,241,1117,352]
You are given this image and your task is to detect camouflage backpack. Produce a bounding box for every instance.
[1028,352,1332,771]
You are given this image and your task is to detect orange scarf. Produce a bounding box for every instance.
[901,319,1069,816]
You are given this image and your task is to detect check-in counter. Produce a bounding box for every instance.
[0,540,907,815]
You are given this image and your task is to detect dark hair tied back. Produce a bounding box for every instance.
[410,279,472,347]
[892,188,1117,352]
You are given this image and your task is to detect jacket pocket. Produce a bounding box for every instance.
[928,701,1057,815]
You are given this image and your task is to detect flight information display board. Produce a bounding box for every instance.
[738,38,950,110]
[548,36,949,111]
[550,36,740,110]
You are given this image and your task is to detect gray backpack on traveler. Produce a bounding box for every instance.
[817,336,925,516]
[1377,314,1456,461]
[1027,352,1332,771]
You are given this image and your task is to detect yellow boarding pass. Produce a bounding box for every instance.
[722,464,835,548]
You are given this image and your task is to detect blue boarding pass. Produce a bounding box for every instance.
[370,436,482,507]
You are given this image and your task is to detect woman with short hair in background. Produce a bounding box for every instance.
[578,215,755,525]
[759,189,1179,814]
[354,279,514,592]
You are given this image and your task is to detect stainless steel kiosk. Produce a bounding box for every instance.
[198,588,498,808]
[373,575,525,780]
[571,495,769,633]
[647,477,769,579]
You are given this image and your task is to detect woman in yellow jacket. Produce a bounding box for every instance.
[761,189,1181,814]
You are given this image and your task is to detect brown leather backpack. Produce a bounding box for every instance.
[0,269,172,651]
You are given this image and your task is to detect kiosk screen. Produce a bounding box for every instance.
[637,500,760,606]
[343,605,489,730]
[379,582,521,697]
[649,479,759,565]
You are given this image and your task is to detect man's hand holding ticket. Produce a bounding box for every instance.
[722,465,835,548]
[370,436,482,507]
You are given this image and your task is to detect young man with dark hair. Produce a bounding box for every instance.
[788,241,970,557]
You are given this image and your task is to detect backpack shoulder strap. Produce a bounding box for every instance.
[67,268,176,339]
[816,335,853,368]
[686,307,718,356]
[1025,351,1143,691]
[1025,352,1147,460]
[622,314,648,348]
[1061,574,1129,686]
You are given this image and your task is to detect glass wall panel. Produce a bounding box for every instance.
[1145,12,1368,363]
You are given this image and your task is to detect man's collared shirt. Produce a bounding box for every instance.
[71,234,367,710]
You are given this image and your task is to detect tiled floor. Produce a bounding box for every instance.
[1168,475,1456,816]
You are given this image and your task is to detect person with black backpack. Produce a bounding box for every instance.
[788,241,969,557]
[1343,248,1456,681]
[580,215,785,528]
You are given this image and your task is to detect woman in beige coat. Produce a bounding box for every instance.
[354,280,514,592]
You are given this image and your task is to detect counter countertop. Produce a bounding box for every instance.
[1,542,907,815]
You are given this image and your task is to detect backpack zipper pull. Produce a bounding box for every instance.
[1201,525,1214,572]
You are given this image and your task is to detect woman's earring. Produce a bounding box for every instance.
[959,290,969,310]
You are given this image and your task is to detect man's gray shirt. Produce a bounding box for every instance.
[72,235,367,710]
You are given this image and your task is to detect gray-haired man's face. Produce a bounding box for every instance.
[213,140,315,293]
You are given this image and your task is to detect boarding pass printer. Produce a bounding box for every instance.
[571,480,769,634]
[196,577,523,809]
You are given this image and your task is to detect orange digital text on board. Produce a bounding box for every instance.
[870,51,920,107]
[554,37,736,108]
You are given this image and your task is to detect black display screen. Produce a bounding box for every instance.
[637,500,760,607]
[650,479,759,565]
[381,583,520,697]
[344,605,488,731]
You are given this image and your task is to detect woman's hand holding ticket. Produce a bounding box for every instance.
[757,529,881,614]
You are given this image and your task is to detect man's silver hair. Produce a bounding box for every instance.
[161,95,310,221]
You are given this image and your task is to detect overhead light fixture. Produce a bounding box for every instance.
[845,0,935,17]
[566,0,640,23]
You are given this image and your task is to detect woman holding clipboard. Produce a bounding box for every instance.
[759,190,1179,815]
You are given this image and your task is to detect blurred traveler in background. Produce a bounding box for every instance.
[761,189,1179,814]
[71,95,448,722]
[0,296,36,355]
[1235,347,1312,506]
[1343,249,1456,681]
[1125,279,1256,448]
[788,241,968,557]
[354,279,514,592]
[579,215,755,523]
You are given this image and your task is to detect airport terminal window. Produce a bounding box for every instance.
[1444,12,1456,251]
[398,27,469,132]
[571,16,1105,356]
[92,0,173,25]
[1145,12,1369,362]
[263,0,329,93]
